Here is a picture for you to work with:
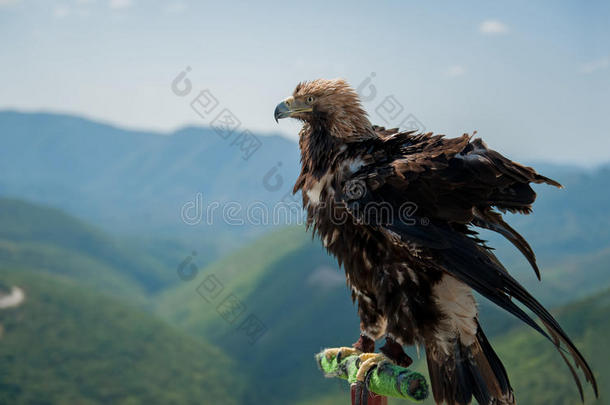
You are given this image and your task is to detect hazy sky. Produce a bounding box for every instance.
[1,0,609,165]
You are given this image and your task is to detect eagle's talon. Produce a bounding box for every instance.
[324,346,361,362]
[356,353,386,382]
[353,353,387,405]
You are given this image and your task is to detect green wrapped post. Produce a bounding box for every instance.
[316,348,429,402]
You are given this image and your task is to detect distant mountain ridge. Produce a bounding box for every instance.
[0,110,300,247]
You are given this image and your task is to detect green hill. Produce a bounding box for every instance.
[0,198,187,299]
[0,269,243,405]
[491,288,609,405]
[157,226,360,404]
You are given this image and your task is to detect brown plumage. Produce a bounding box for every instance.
[274,78,598,405]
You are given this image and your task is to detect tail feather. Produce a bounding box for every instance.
[475,321,511,396]
[435,229,598,401]
[426,325,514,405]
[472,207,541,280]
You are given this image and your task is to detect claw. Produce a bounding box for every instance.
[318,347,393,405]
[352,381,378,405]
[326,348,391,405]
[352,371,387,405]
[324,346,362,363]
[355,353,390,405]
[356,353,385,382]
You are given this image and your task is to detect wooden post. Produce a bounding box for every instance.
[351,385,388,405]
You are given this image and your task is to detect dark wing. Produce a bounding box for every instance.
[366,129,560,279]
[336,130,598,400]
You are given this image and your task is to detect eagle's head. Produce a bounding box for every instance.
[274,78,374,141]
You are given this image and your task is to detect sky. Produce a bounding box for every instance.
[0,0,609,165]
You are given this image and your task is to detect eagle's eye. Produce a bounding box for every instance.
[306,96,315,104]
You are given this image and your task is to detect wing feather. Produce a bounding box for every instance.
[353,130,561,278]
[336,131,597,398]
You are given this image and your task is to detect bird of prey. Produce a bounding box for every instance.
[274,79,598,405]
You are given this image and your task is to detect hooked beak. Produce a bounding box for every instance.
[274,100,291,123]
[274,96,312,123]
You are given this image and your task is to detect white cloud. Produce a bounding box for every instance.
[445,65,466,78]
[109,0,132,9]
[479,19,509,35]
[581,57,609,74]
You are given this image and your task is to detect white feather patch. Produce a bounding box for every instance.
[352,287,372,304]
[346,157,365,174]
[323,229,340,247]
[306,172,333,206]
[432,274,478,353]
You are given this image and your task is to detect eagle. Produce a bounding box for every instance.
[274,78,598,405]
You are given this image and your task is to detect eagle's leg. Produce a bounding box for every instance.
[379,336,413,368]
[354,291,385,353]
[323,329,375,367]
